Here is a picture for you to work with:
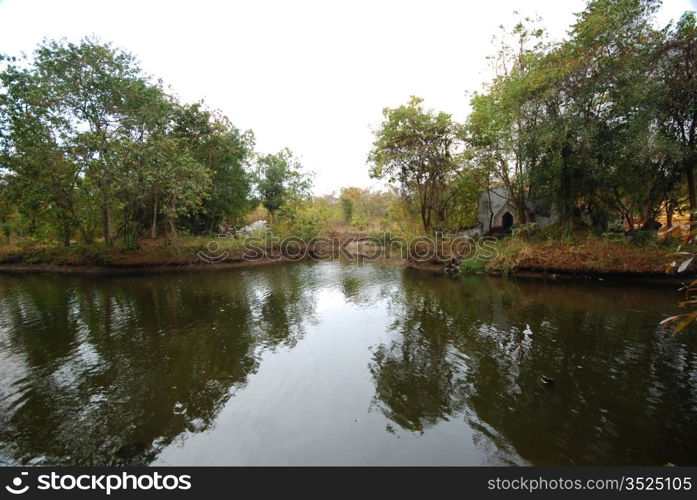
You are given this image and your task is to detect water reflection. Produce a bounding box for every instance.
[370,271,697,465]
[0,264,318,465]
[0,263,696,465]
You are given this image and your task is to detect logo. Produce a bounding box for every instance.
[5,472,29,495]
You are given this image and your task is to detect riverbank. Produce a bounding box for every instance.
[0,235,398,274]
[0,232,688,282]
[0,238,287,274]
[485,234,679,276]
[406,231,691,284]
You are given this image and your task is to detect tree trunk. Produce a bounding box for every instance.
[102,200,112,246]
[168,218,177,240]
[420,204,431,235]
[166,196,178,243]
[515,190,527,225]
[687,161,696,225]
[487,187,494,233]
[150,194,158,239]
[62,224,71,247]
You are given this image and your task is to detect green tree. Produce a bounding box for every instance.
[1,39,251,248]
[656,12,697,223]
[173,103,254,233]
[369,97,464,234]
[467,0,686,231]
[0,54,85,245]
[31,38,150,245]
[466,17,548,224]
[340,187,362,223]
[255,148,311,219]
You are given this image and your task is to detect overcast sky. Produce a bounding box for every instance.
[0,0,694,194]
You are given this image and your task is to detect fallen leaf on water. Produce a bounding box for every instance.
[660,315,681,327]
[678,257,694,273]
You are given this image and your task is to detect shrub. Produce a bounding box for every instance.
[350,214,368,231]
[512,222,537,239]
[460,258,485,275]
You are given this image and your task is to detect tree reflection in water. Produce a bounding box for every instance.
[0,263,696,465]
[0,264,318,465]
[369,271,697,465]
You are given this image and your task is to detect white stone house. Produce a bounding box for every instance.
[474,186,559,235]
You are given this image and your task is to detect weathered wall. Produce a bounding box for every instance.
[476,186,559,234]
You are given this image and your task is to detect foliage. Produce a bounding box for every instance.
[0,38,262,248]
[512,222,538,239]
[368,96,472,234]
[459,257,486,275]
[466,0,694,232]
[254,148,311,218]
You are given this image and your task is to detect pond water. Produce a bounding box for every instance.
[0,261,696,466]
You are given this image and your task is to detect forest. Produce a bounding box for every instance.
[0,0,695,260]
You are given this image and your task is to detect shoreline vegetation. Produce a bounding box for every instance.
[0,229,688,285]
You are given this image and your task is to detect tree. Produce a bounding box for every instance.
[340,187,362,223]
[173,104,254,233]
[255,149,311,219]
[466,17,548,225]
[0,54,85,246]
[656,12,697,223]
[31,38,150,245]
[369,97,464,234]
[467,0,686,231]
[546,0,670,229]
[1,39,254,247]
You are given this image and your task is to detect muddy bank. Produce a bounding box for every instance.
[0,255,294,275]
[1,256,689,285]
[0,242,404,275]
[0,236,688,285]
[405,260,692,287]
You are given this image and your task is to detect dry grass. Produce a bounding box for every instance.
[487,233,675,275]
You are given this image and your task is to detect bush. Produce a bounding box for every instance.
[278,205,329,241]
[625,229,658,247]
[459,258,485,275]
[484,238,532,275]
[601,231,625,243]
[350,214,368,231]
[512,222,537,239]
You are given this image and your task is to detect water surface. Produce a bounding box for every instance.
[0,261,696,465]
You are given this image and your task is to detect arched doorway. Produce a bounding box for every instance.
[502,212,514,230]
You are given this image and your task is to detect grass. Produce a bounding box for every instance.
[0,235,250,268]
[459,257,486,275]
[0,224,682,276]
[483,229,676,275]
[484,237,534,275]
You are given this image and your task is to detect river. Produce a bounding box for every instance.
[0,261,695,465]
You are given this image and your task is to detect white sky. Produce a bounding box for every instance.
[0,0,694,195]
